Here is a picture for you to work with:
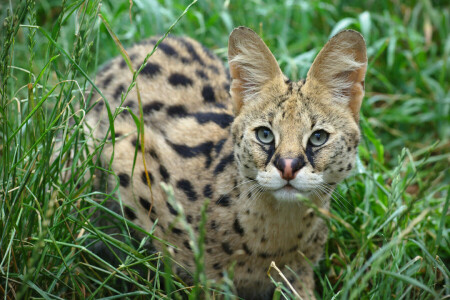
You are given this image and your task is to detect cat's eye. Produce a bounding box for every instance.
[256,127,274,144]
[309,130,329,146]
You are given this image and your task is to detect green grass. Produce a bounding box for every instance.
[0,0,449,299]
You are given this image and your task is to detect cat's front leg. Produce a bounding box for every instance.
[276,261,316,300]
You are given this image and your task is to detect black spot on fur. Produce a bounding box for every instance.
[201,44,216,60]
[298,232,303,239]
[124,207,137,220]
[158,42,178,57]
[242,243,252,255]
[141,63,161,78]
[149,149,159,160]
[193,112,233,128]
[223,83,230,93]
[347,146,352,152]
[211,220,218,230]
[141,170,154,185]
[196,69,208,79]
[288,245,298,253]
[202,85,216,103]
[131,137,138,148]
[216,195,231,206]
[114,84,126,100]
[172,227,183,235]
[167,105,188,117]
[168,73,193,86]
[177,179,198,201]
[183,240,191,250]
[118,173,130,187]
[214,153,234,175]
[221,242,233,255]
[120,59,127,69]
[143,101,164,114]
[101,74,114,87]
[347,163,352,171]
[150,213,157,223]
[186,215,193,224]
[203,184,213,198]
[139,197,151,211]
[124,100,135,108]
[166,202,178,216]
[213,263,221,270]
[214,139,227,156]
[94,100,104,111]
[258,253,269,259]
[208,65,219,74]
[178,38,204,65]
[214,103,226,109]
[233,218,244,236]
[167,140,214,168]
[159,165,170,182]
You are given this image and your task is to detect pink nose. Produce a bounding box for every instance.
[274,156,305,181]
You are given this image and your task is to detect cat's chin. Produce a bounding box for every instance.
[271,186,311,202]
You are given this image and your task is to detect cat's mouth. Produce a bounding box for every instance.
[272,183,311,201]
[284,183,295,190]
[283,183,310,193]
[270,184,311,202]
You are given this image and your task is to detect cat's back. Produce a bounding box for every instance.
[88,35,230,135]
[86,34,236,237]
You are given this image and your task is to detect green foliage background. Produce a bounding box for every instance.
[0,0,448,299]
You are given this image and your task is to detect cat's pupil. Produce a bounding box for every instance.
[263,130,270,138]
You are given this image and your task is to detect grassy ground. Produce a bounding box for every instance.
[0,0,449,299]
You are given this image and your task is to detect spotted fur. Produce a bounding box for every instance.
[87,27,367,299]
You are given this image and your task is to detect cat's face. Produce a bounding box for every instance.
[228,27,367,203]
[231,80,360,202]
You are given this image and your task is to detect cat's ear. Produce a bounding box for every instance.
[228,26,284,115]
[305,30,367,121]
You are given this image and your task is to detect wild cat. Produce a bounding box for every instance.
[87,26,367,299]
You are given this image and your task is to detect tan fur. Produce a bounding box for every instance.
[87,27,367,299]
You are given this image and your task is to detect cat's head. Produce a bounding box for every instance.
[228,27,367,202]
